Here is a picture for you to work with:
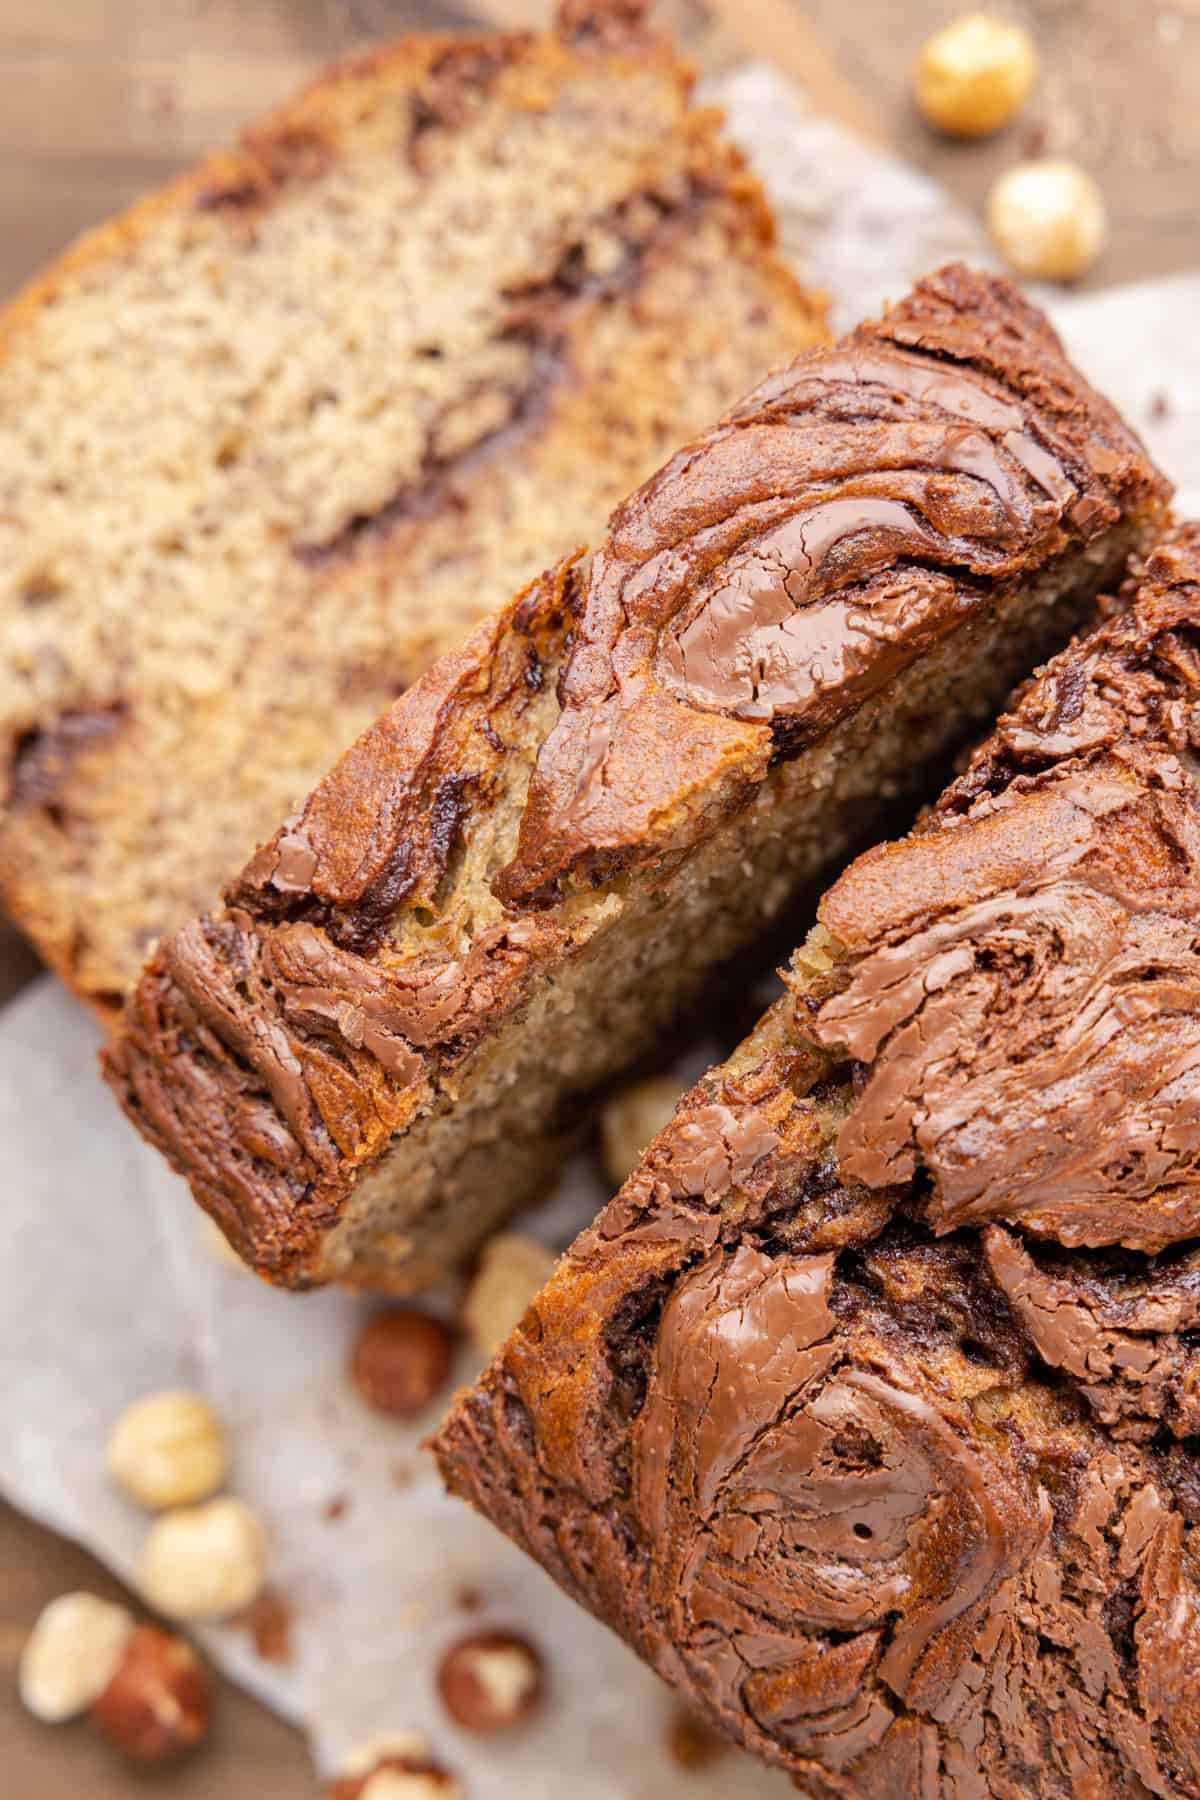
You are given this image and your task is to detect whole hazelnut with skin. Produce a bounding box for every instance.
[90,1625,210,1764]
[18,1592,134,1723]
[139,1496,268,1620]
[350,1309,455,1418]
[328,1743,460,1800]
[986,158,1107,281]
[914,13,1038,138]
[602,1073,684,1188]
[436,1629,545,1733]
[106,1389,228,1510]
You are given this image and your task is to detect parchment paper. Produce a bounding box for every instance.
[1,64,1197,1791]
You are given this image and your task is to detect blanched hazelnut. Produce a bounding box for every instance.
[106,1389,228,1510]
[139,1497,268,1620]
[602,1073,684,1187]
[90,1625,210,1764]
[463,1235,557,1355]
[18,1592,134,1723]
[986,158,1107,281]
[437,1629,544,1733]
[350,1309,455,1418]
[914,13,1038,138]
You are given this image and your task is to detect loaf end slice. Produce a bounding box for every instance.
[0,0,823,1015]
[104,266,1170,1290]
[433,528,1200,1798]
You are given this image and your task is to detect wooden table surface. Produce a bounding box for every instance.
[3,1,1199,1793]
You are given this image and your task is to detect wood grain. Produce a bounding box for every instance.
[1,1,1198,1794]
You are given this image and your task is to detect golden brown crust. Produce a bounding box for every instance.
[103,269,1169,1288]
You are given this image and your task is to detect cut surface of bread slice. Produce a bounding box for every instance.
[104,266,1170,1291]
[0,0,823,1015]
[433,528,1200,1798]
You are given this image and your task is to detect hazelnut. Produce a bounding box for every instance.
[90,1624,210,1764]
[350,1309,455,1418]
[437,1629,544,1733]
[986,158,1107,281]
[914,13,1038,138]
[328,1744,460,1800]
[106,1389,228,1510]
[462,1235,557,1355]
[18,1592,134,1723]
[601,1073,684,1188]
[139,1496,268,1620]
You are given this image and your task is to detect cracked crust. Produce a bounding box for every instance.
[434,533,1200,1795]
[104,267,1168,1289]
[0,0,822,1013]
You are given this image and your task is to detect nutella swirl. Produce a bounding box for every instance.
[499,268,1153,901]
[618,1236,1200,1797]
[984,1226,1200,1440]
[812,531,1200,1254]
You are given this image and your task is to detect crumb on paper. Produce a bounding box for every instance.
[231,1587,294,1665]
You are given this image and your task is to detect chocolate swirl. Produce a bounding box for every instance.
[498,266,1154,902]
[632,1244,1044,1782]
[621,1237,1200,1797]
[984,1226,1200,1440]
[812,529,1200,1253]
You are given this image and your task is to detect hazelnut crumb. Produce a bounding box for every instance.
[106,1389,228,1511]
[139,1496,268,1621]
[986,158,1107,282]
[437,1628,544,1733]
[602,1073,685,1188]
[18,1592,134,1723]
[462,1234,557,1355]
[667,1706,728,1770]
[914,12,1038,138]
[350,1309,456,1419]
[90,1624,210,1764]
[231,1586,293,1664]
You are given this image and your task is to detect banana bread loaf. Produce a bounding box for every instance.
[434,528,1200,1797]
[0,0,823,1015]
[104,267,1170,1291]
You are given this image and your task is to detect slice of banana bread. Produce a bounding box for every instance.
[434,528,1200,1797]
[104,266,1169,1291]
[0,0,823,1016]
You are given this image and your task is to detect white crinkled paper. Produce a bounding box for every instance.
[1,64,1198,1791]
